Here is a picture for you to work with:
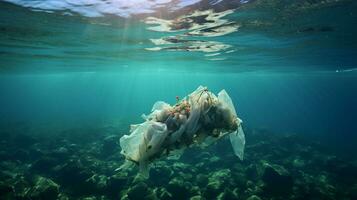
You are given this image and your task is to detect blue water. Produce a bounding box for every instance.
[0,0,357,199]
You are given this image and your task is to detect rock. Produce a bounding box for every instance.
[190,195,204,200]
[57,193,70,200]
[177,171,193,181]
[205,180,221,197]
[50,147,70,160]
[212,169,231,179]
[107,172,128,196]
[244,180,263,196]
[207,156,221,167]
[101,135,119,156]
[190,186,201,196]
[55,160,94,196]
[172,162,189,172]
[144,192,158,200]
[325,157,357,184]
[57,160,93,184]
[30,157,59,173]
[308,174,336,199]
[233,172,247,189]
[204,169,231,198]
[155,187,172,200]
[13,176,31,198]
[196,152,211,160]
[167,177,191,199]
[0,183,13,198]
[79,196,97,200]
[194,162,205,169]
[29,176,60,200]
[292,158,305,168]
[127,182,155,200]
[232,163,245,176]
[196,174,208,187]
[85,174,108,193]
[0,168,15,181]
[149,165,173,185]
[217,188,238,200]
[120,193,130,200]
[246,195,262,200]
[58,147,68,154]
[246,180,254,188]
[261,163,293,196]
[246,164,259,181]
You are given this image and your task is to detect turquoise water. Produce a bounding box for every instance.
[1,0,357,199]
[1,72,357,136]
[1,0,356,134]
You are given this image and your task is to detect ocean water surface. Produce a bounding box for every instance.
[0,0,357,199]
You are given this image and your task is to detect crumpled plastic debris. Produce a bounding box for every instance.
[119,86,245,177]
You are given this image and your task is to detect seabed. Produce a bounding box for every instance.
[0,122,356,200]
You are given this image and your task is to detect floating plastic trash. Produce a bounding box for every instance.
[119,86,245,177]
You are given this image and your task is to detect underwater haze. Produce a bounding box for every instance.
[1,0,357,199]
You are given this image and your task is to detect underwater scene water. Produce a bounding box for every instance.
[1,0,357,199]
